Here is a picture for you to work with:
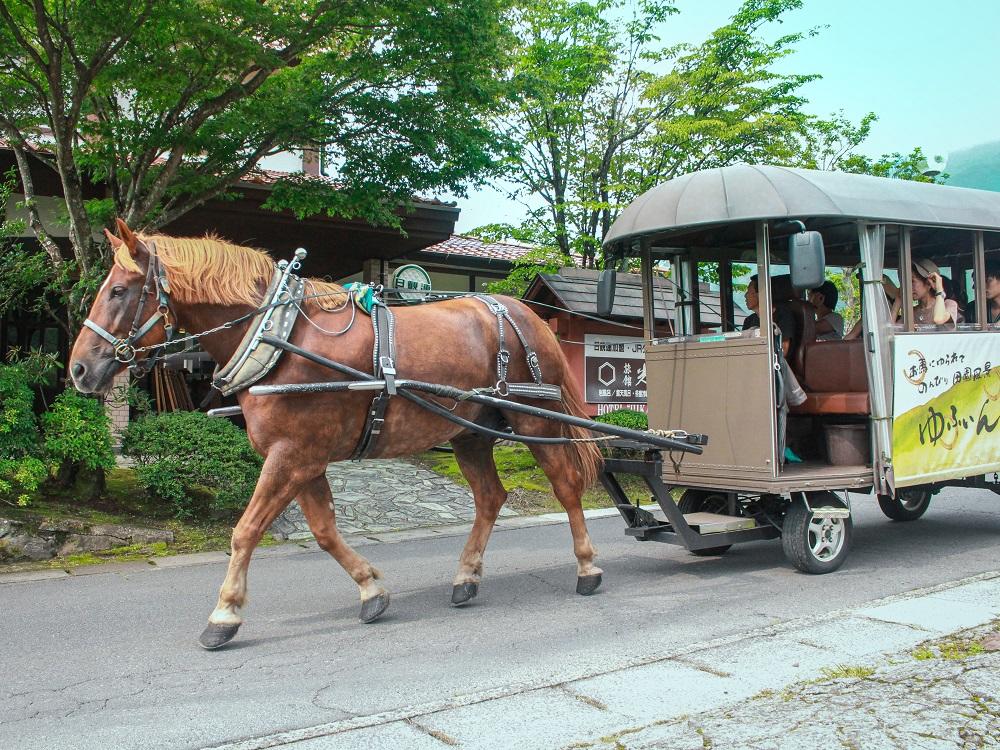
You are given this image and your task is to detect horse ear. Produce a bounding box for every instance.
[104,227,123,250]
[115,218,139,257]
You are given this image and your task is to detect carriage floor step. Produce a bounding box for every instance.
[683,512,757,534]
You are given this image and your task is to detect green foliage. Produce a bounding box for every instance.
[0,167,52,319]
[840,146,948,184]
[595,408,648,431]
[121,412,263,519]
[0,0,513,328]
[496,0,838,267]
[827,267,861,329]
[41,390,115,473]
[494,0,937,278]
[0,360,48,505]
[107,381,152,416]
[484,244,573,296]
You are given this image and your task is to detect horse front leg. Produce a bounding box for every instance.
[296,473,390,623]
[450,434,507,606]
[199,452,318,650]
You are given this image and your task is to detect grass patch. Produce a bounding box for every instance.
[411,444,651,514]
[820,664,875,680]
[912,637,987,662]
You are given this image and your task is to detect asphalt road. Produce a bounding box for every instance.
[1,486,999,750]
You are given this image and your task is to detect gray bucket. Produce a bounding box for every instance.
[824,424,868,466]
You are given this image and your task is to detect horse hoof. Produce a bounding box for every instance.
[576,573,602,596]
[451,581,479,606]
[359,592,390,623]
[199,622,241,650]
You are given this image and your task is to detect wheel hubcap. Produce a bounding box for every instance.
[808,516,845,561]
[899,491,926,511]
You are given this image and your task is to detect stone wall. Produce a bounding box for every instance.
[0,517,173,562]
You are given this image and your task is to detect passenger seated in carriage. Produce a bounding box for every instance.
[741,274,797,356]
[894,258,959,328]
[808,281,843,340]
[966,258,1000,326]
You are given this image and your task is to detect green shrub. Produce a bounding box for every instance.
[0,362,46,505]
[595,408,649,431]
[121,411,263,519]
[42,389,116,473]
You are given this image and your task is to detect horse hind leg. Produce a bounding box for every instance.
[450,433,507,606]
[295,473,390,624]
[527,441,603,595]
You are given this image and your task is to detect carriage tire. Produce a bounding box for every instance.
[877,489,932,522]
[781,499,852,575]
[677,489,732,557]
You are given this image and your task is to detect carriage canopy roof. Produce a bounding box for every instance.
[603,165,1000,251]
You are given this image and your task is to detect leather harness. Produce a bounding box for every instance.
[84,240,175,376]
[348,293,562,460]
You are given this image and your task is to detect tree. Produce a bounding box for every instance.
[0,0,511,333]
[484,0,942,298]
[490,0,835,271]
[491,0,675,266]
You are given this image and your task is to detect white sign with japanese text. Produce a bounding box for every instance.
[583,334,647,404]
[892,332,1000,486]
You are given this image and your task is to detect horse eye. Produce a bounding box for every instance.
[110,286,126,298]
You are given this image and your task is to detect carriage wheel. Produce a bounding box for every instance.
[877,488,932,522]
[677,489,733,557]
[781,497,852,574]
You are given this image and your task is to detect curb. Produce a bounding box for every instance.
[0,505,636,584]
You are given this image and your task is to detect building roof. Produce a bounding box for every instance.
[0,143,459,277]
[419,234,535,262]
[604,164,1000,250]
[522,267,745,327]
[0,141,457,210]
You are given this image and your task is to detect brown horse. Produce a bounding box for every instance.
[70,220,603,649]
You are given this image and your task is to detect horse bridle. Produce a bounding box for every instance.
[83,240,175,375]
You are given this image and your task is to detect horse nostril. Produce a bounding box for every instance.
[71,361,86,380]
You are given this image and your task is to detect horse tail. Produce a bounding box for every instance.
[559,375,603,489]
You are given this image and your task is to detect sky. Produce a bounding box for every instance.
[449,0,1000,233]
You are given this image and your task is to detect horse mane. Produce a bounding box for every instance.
[112,233,346,311]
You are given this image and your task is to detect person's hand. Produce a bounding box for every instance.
[928,271,944,294]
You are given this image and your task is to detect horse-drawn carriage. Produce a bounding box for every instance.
[69,165,1000,649]
[598,164,1000,575]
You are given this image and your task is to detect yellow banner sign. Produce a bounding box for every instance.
[892,333,1000,486]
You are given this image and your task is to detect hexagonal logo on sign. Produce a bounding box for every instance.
[598,362,616,386]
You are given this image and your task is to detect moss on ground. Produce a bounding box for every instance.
[820,664,876,680]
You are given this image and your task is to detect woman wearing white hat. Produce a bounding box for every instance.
[901,258,959,327]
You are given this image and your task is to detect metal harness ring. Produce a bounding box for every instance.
[114,341,137,363]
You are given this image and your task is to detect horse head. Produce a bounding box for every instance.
[69,218,173,393]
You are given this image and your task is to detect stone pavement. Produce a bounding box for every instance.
[269,458,517,540]
[603,627,1000,750]
[210,572,1000,750]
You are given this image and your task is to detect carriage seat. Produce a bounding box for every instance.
[789,338,870,415]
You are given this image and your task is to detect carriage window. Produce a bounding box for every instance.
[696,261,724,333]
[907,227,975,329]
